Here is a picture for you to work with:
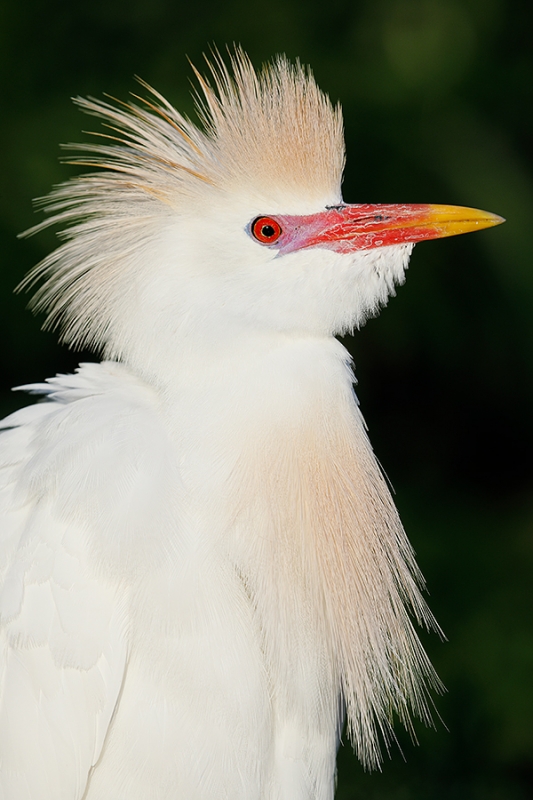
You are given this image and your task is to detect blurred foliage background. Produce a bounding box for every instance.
[1,0,532,797]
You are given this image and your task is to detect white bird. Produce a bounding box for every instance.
[0,50,503,800]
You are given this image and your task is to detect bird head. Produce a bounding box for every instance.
[21,49,503,373]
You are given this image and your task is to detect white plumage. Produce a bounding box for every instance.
[0,50,502,799]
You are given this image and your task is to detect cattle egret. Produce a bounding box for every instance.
[0,50,503,800]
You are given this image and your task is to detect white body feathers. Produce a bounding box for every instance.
[0,52,440,799]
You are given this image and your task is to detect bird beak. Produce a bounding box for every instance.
[279,204,505,254]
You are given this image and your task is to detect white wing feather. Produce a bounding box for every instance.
[0,362,175,800]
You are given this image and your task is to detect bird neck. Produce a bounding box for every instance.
[117,328,437,765]
[122,332,356,499]
[125,328,353,413]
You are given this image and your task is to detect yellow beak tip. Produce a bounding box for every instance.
[426,205,506,238]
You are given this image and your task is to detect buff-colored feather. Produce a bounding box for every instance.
[20,50,344,354]
[229,349,442,768]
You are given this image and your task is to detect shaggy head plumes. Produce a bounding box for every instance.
[20,51,345,353]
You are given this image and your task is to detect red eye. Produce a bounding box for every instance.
[251,216,282,244]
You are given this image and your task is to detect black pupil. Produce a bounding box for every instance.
[261,224,275,238]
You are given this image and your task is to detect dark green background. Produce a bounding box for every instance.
[1,1,532,797]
